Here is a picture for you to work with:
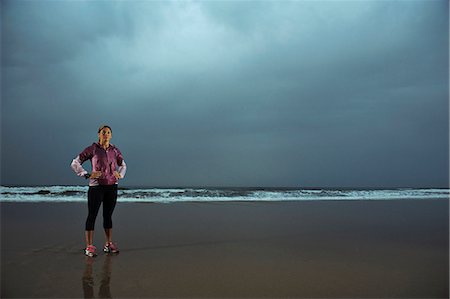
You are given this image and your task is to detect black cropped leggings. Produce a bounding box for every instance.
[86,185,118,231]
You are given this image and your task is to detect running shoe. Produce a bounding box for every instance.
[103,242,119,254]
[85,245,97,257]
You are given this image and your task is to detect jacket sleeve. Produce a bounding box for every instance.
[71,156,88,177]
[70,145,94,177]
[115,147,127,179]
[118,161,127,179]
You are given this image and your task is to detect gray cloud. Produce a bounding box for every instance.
[1,0,448,187]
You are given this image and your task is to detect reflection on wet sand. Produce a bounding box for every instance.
[82,254,114,298]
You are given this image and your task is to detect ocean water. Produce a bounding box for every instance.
[0,186,448,203]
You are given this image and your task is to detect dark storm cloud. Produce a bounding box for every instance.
[1,0,448,187]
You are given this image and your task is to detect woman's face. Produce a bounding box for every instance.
[98,127,112,144]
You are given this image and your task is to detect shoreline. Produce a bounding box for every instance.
[1,197,448,204]
[2,186,449,204]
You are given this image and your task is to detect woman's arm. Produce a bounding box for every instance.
[114,147,127,179]
[117,160,127,179]
[71,156,89,177]
[71,144,94,178]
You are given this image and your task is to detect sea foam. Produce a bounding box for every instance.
[1,186,448,203]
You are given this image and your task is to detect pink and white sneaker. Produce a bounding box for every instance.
[85,245,97,257]
[104,242,119,254]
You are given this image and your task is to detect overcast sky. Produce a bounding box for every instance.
[1,0,448,188]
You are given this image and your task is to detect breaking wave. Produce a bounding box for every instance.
[1,186,448,203]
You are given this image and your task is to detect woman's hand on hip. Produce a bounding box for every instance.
[114,171,122,179]
[90,171,102,179]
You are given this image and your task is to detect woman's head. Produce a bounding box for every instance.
[98,125,112,144]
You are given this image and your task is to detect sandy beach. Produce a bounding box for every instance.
[1,199,448,298]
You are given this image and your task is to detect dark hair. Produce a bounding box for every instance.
[98,125,112,133]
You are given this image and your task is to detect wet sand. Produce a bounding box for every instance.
[1,200,449,298]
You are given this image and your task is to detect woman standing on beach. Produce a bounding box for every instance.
[71,125,127,257]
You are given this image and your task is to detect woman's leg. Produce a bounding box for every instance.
[85,230,95,246]
[102,185,118,244]
[85,186,103,247]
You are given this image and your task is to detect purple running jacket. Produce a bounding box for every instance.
[71,143,127,186]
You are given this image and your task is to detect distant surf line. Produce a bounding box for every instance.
[1,186,448,203]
